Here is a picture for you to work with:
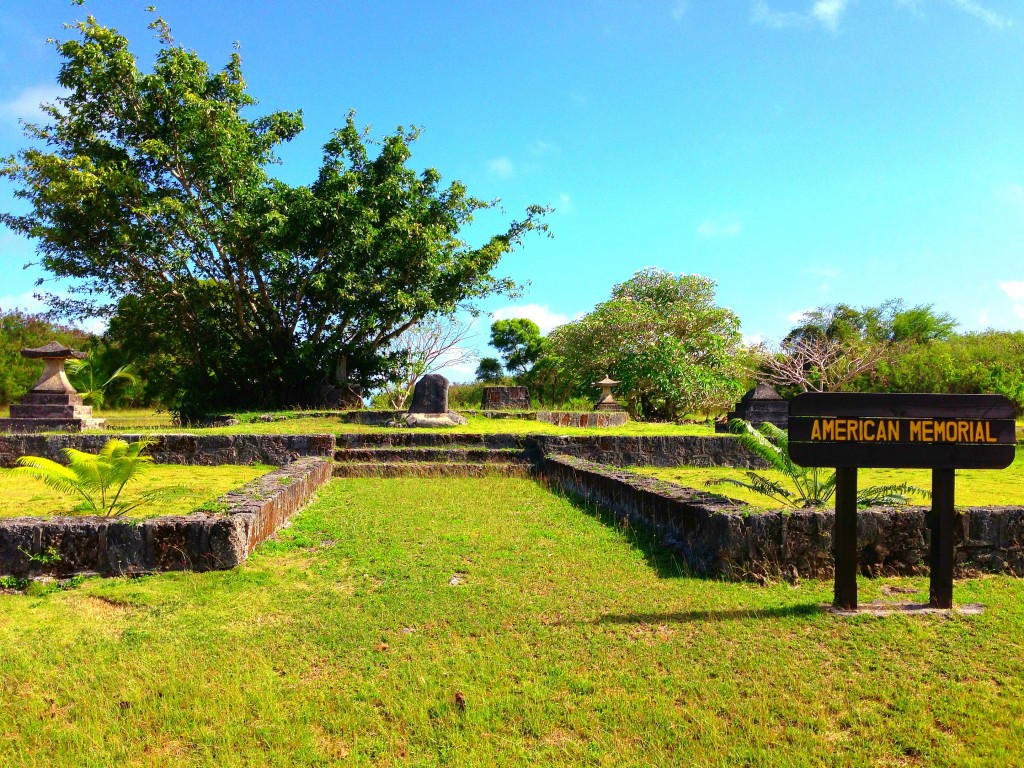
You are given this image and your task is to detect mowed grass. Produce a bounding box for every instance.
[633,447,1024,510]
[90,408,716,437]
[1,477,1022,766]
[0,464,271,519]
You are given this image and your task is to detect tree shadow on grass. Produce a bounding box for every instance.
[541,481,715,580]
[594,604,825,624]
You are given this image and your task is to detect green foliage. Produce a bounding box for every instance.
[709,420,928,508]
[0,310,91,405]
[489,318,544,377]
[13,438,155,517]
[548,269,745,420]
[474,357,505,383]
[861,331,1024,415]
[65,358,138,410]
[786,299,957,346]
[1,11,548,420]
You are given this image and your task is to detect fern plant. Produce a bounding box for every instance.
[709,420,928,509]
[13,438,155,517]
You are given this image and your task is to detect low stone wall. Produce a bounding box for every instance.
[0,433,336,468]
[0,457,332,578]
[544,454,1024,580]
[532,434,766,469]
[536,411,628,428]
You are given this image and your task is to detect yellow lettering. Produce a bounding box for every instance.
[850,419,862,441]
[922,421,934,442]
[888,420,900,441]
[863,420,875,441]
[836,420,846,441]
[958,421,970,443]
[811,419,821,441]
[910,420,922,441]
[973,422,984,442]
[934,421,946,441]
[823,419,835,440]
[985,421,997,443]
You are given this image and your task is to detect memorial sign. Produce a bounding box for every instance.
[787,393,1016,611]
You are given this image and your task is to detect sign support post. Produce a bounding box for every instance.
[833,467,859,610]
[787,393,1015,611]
[930,469,955,609]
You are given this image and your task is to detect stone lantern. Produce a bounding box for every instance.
[0,342,105,432]
[593,375,624,412]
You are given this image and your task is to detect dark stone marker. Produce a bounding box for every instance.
[482,386,531,410]
[409,374,449,414]
[716,382,788,433]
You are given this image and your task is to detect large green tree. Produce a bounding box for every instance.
[548,269,745,420]
[1,11,547,417]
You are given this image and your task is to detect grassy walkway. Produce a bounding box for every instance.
[634,447,1024,509]
[0,477,1022,766]
[0,465,271,519]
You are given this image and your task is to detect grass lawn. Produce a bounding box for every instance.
[0,464,272,519]
[87,408,717,437]
[632,447,1024,510]
[0,476,1021,766]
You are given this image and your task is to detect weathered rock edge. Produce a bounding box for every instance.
[0,457,332,578]
[543,454,1024,580]
[0,432,766,469]
[0,433,336,468]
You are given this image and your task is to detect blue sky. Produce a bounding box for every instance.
[2,0,1023,379]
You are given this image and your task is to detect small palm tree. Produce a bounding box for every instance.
[709,420,928,508]
[65,359,139,410]
[13,438,155,517]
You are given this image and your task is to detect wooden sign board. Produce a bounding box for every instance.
[789,393,1016,469]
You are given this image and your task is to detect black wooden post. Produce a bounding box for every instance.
[930,469,956,609]
[833,466,858,610]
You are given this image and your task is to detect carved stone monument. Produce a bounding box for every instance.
[481,386,531,410]
[594,376,625,412]
[716,382,788,432]
[0,342,105,433]
[404,374,467,428]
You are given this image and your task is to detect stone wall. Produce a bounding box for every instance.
[544,454,1024,580]
[536,411,628,428]
[0,433,336,468]
[0,458,332,578]
[481,386,531,410]
[532,434,767,469]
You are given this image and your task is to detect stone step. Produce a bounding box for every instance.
[9,404,95,420]
[336,433,534,449]
[0,417,105,434]
[18,391,84,406]
[333,447,534,464]
[331,462,534,479]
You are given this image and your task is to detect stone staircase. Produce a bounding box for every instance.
[333,434,540,478]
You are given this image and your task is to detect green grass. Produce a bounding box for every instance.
[0,476,1022,766]
[633,448,1024,509]
[0,464,272,519]
[88,408,716,437]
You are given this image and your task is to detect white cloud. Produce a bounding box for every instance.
[487,157,514,178]
[950,0,1013,28]
[742,334,765,346]
[0,291,47,314]
[671,1,688,21]
[999,281,1024,301]
[754,0,1013,31]
[0,84,65,128]
[490,304,578,335]
[995,183,1024,209]
[528,139,557,156]
[812,0,850,30]
[787,308,813,323]
[556,193,576,215]
[752,1,810,28]
[697,217,742,239]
